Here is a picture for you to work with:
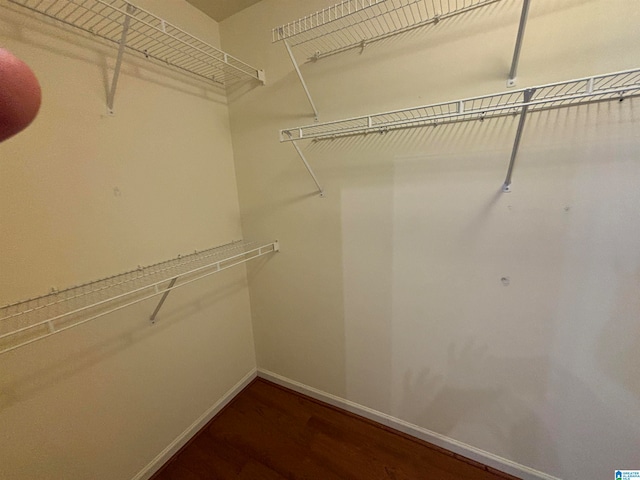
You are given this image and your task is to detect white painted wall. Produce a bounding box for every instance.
[221,1,640,479]
[0,1,256,478]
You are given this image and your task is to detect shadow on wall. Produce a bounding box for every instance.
[0,278,246,412]
[245,249,278,282]
[398,339,562,474]
[398,335,640,478]
[225,75,264,102]
[596,263,640,403]
[382,92,640,478]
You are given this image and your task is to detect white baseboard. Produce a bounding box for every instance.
[132,368,258,480]
[257,368,561,480]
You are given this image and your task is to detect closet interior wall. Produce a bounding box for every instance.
[0,1,257,479]
[221,1,640,479]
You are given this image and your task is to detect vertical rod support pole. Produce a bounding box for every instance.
[507,0,531,87]
[107,5,134,114]
[502,88,535,193]
[292,141,324,197]
[284,40,319,121]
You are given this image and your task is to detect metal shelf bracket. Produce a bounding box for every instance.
[107,3,134,115]
[284,40,319,121]
[149,276,177,323]
[502,88,535,192]
[291,141,324,197]
[507,0,531,88]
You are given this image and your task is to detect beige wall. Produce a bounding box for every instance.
[0,1,256,479]
[222,1,640,479]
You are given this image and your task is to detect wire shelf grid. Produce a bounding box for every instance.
[272,0,503,59]
[0,240,279,355]
[8,0,264,85]
[280,68,640,141]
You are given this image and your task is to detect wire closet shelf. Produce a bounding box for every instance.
[272,0,504,60]
[280,68,640,141]
[0,240,279,356]
[8,0,265,86]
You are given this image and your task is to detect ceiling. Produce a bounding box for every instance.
[186,0,263,22]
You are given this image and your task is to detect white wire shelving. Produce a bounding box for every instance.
[7,0,266,112]
[279,68,640,193]
[271,0,528,120]
[0,240,279,356]
[281,68,640,140]
[272,0,504,60]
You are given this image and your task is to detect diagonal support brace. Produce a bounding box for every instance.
[507,0,531,88]
[149,277,178,323]
[502,88,535,193]
[284,40,319,121]
[291,141,324,197]
[107,4,134,114]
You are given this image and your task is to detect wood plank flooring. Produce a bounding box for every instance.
[151,378,520,480]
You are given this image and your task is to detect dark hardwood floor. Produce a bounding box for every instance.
[151,378,520,480]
